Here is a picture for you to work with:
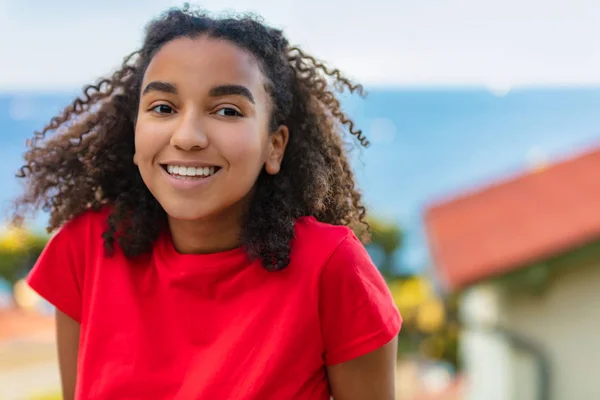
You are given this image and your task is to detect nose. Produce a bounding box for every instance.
[170,110,209,151]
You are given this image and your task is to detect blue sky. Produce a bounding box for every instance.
[1,0,600,92]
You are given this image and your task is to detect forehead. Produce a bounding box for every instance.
[143,36,267,95]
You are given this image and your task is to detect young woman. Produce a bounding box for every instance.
[16,5,401,399]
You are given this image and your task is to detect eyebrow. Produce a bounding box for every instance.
[142,81,178,96]
[209,85,255,104]
[141,82,255,104]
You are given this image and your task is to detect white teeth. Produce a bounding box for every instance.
[166,165,218,178]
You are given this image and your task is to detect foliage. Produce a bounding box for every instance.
[366,215,460,368]
[366,215,403,277]
[0,226,48,286]
[388,274,461,369]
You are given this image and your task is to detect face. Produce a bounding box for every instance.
[134,36,288,224]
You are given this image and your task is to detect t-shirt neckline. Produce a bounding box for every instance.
[155,229,252,273]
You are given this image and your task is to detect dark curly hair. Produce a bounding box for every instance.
[12,4,370,270]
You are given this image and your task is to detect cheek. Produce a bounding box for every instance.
[134,120,169,164]
[214,123,269,169]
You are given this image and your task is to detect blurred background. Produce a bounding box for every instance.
[2,0,600,399]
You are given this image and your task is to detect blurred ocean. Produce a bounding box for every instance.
[2,88,600,274]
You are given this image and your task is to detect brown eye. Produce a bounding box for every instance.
[152,104,174,114]
[216,107,242,117]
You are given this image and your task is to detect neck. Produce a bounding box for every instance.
[168,212,243,254]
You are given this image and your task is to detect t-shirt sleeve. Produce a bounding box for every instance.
[27,220,85,323]
[319,233,402,366]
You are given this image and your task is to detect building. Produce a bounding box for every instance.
[424,146,600,400]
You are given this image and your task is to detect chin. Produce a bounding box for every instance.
[159,201,212,222]
[168,210,210,222]
[154,190,250,224]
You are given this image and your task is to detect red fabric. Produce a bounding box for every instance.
[27,208,401,400]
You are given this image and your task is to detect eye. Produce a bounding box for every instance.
[151,104,175,114]
[215,107,242,117]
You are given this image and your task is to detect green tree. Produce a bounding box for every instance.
[0,227,48,286]
[366,216,403,278]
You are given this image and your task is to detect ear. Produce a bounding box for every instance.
[133,152,139,166]
[265,125,289,175]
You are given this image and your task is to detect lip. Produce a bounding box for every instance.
[159,163,220,190]
[160,160,221,168]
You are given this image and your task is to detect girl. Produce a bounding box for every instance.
[15,5,401,400]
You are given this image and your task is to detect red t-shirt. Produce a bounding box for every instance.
[27,207,401,399]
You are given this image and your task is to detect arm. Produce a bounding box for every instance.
[327,336,398,400]
[56,309,80,400]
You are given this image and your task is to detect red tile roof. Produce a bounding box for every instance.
[425,146,600,289]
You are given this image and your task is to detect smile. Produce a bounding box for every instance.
[163,164,221,180]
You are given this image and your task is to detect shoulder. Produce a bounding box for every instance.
[56,206,111,240]
[45,206,111,258]
[291,217,369,273]
[26,207,111,323]
[300,219,401,365]
[292,217,354,256]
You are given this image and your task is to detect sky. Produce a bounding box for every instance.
[1,0,600,92]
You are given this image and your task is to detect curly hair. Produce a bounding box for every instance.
[12,5,370,270]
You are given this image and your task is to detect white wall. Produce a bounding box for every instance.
[504,261,600,400]
[460,285,513,400]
